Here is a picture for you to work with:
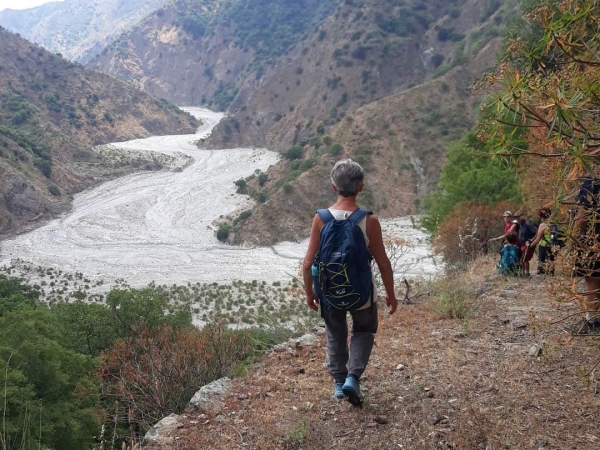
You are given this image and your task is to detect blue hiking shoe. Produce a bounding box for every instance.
[334,382,345,399]
[342,375,362,407]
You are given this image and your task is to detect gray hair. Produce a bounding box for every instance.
[330,159,365,197]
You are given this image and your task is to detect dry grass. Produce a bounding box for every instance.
[149,256,600,449]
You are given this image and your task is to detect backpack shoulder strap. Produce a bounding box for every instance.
[347,209,372,225]
[316,209,335,224]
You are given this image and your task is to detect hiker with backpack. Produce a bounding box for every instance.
[514,211,539,277]
[568,176,600,334]
[497,232,521,276]
[527,207,565,275]
[302,159,398,406]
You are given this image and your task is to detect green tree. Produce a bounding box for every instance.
[105,285,192,338]
[0,307,99,449]
[422,130,522,232]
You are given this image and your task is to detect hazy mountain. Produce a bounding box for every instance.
[0,27,197,236]
[0,0,168,63]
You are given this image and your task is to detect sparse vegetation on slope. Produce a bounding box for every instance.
[0,27,197,237]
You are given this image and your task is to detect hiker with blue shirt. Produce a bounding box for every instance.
[302,159,398,406]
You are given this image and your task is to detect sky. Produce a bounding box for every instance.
[0,0,63,12]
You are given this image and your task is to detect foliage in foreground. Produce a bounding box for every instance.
[480,0,600,200]
[0,275,295,449]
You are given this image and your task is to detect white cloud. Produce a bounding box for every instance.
[0,0,64,12]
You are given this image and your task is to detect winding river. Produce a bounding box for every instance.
[0,108,438,286]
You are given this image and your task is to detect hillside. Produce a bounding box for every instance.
[0,28,198,238]
[0,0,168,64]
[87,0,339,106]
[88,0,514,245]
[215,0,511,245]
[145,258,600,449]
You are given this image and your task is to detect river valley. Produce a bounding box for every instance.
[0,109,438,291]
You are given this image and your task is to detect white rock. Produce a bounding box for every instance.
[189,377,232,409]
[293,333,319,347]
[145,414,182,444]
[529,343,543,357]
[396,364,405,371]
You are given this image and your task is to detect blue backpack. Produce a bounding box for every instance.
[497,245,520,276]
[312,209,373,311]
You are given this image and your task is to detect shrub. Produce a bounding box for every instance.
[234,178,247,193]
[284,145,303,160]
[97,322,252,431]
[428,279,475,320]
[351,45,371,60]
[255,192,268,203]
[283,183,294,194]
[182,14,207,39]
[433,201,518,268]
[103,111,114,125]
[431,53,445,68]
[330,142,343,156]
[216,224,232,242]
[233,210,252,226]
[48,185,60,196]
[257,172,268,186]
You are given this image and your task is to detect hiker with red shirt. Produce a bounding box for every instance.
[489,211,519,244]
[514,211,538,277]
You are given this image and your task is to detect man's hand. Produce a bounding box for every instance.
[306,292,319,311]
[386,295,398,315]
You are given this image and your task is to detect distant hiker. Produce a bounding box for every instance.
[488,211,519,244]
[302,159,398,405]
[515,211,539,277]
[497,232,521,276]
[528,207,560,276]
[569,176,600,334]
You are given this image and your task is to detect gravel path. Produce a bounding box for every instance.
[0,108,438,287]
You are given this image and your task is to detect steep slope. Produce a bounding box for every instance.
[0,28,197,237]
[0,0,168,64]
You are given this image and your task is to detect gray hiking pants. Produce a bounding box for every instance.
[321,301,378,383]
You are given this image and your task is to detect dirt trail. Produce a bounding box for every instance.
[154,261,600,449]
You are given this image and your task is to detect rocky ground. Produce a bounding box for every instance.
[145,256,600,449]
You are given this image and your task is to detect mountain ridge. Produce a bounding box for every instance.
[0,0,168,63]
[0,27,197,238]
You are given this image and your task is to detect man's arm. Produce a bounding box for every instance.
[302,215,322,311]
[366,215,398,314]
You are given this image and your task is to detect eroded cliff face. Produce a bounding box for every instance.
[0,0,168,64]
[0,28,197,237]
